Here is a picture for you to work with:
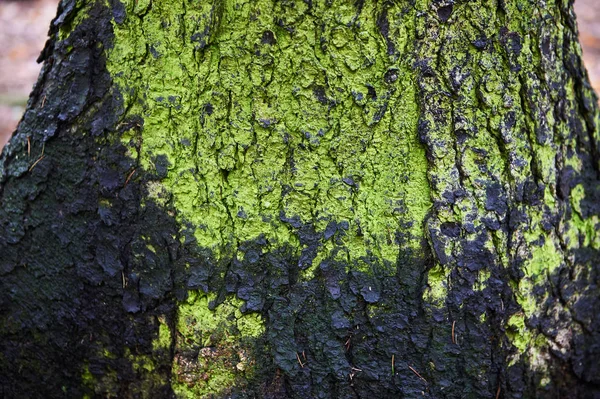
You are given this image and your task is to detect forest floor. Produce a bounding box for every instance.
[0,0,599,149]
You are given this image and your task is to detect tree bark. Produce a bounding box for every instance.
[1,0,599,398]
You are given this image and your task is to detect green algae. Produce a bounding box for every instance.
[172,291,264,397]
[506,313,553,387]
[104,4,435,392]
[423,263,448,309]
[506,313,535,365]
[565,184,600,249]
[0,0,591,396]
[81,342,169,397]
[81,364,95,393]
[80,0,600,395]
[474,269,491,292]
[80,360,119,398]
[106,0,432,268]
[153,316,172,351]
[522,234,563,289]
[57,0,89,42]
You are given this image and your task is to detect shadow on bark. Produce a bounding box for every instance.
[1,1,600,398]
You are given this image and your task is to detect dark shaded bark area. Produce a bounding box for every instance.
[415,1,600,398]
[0,1,176,397]
[0,0,599,398]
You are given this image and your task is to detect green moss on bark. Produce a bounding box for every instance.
[1,0,599,397]
[173,291,265,397]
[107,0,431,265]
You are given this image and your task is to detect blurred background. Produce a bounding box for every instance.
[0,0,599,150]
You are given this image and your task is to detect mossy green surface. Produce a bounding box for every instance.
[0,0,593,396]
[30,0,595,396]
[107,0,431,265]
[152,316,172,351]
[106,2,433,394]
[172,291,264,397]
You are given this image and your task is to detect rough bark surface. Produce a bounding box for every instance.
[0,0,599,398]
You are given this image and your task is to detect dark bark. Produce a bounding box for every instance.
[1,0,599,398]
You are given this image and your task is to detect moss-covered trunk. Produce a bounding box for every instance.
[1,0,599,397]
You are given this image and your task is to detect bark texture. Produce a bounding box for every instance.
[0,0,599,398]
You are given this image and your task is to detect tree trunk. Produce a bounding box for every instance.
[1,0,599,397]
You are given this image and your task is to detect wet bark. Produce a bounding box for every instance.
[1,0,599,398]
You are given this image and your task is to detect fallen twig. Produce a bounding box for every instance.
[29,155,45,172]
[408,365,427,383]
[452,320,456,344]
